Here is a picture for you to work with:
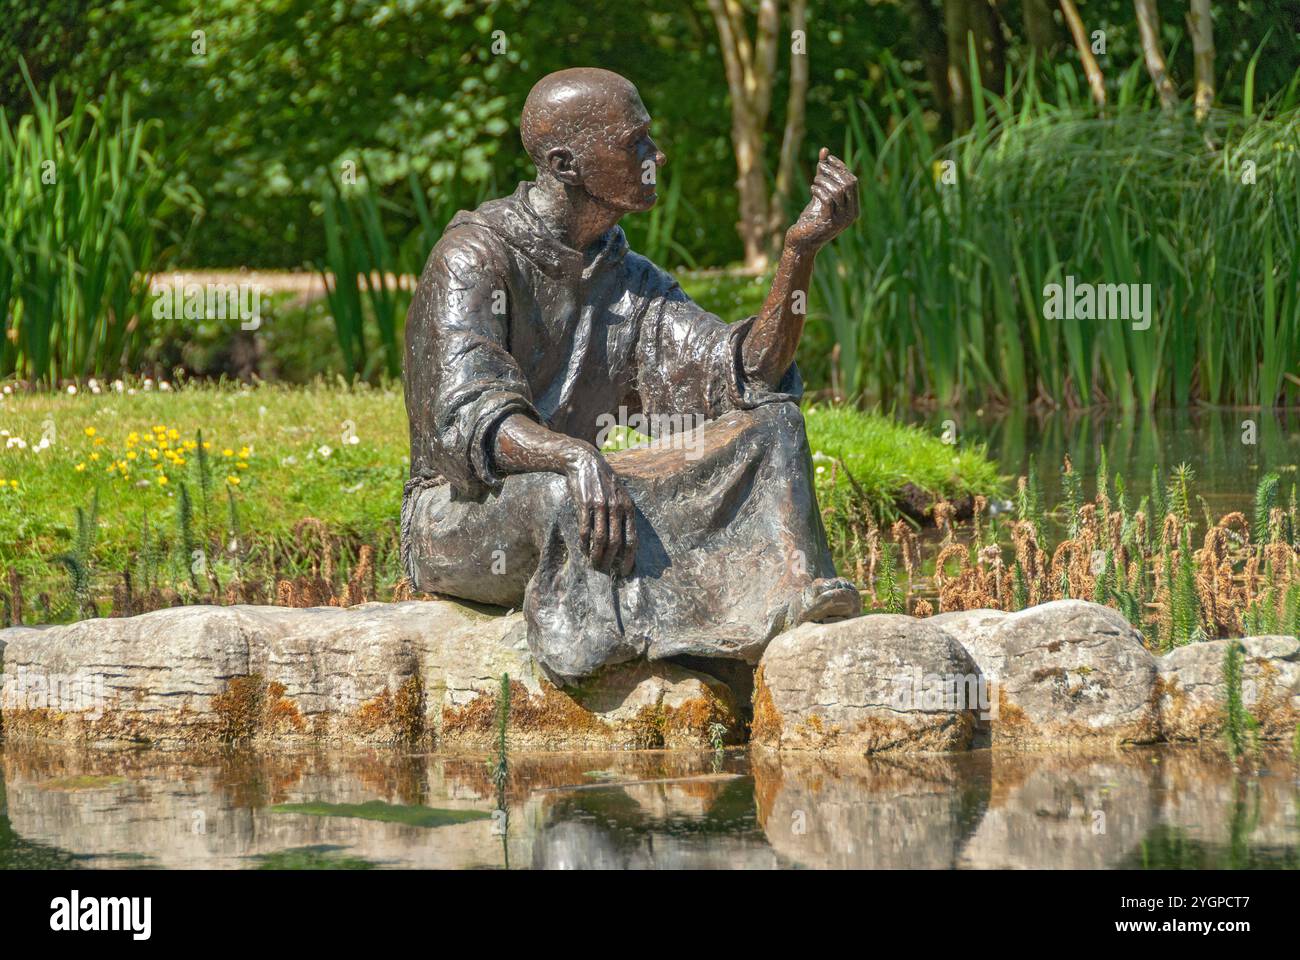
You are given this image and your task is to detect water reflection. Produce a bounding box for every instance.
[1,743,1296,870]
[903,407,1300,514]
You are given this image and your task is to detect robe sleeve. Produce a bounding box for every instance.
[405,224,539,497]
[633,261,801,428]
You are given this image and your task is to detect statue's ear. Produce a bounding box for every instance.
[545,146,581,185]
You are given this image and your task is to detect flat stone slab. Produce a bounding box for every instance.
[5,597,1294,755]
[0,601,740,750]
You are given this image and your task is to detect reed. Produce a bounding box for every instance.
[814,58,1300,410]
[0,62,199,384]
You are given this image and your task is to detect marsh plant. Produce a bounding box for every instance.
[0,62,199,384]
[848,453,1300,652]
[812,56,1300,410]
[1222,640,1260,764]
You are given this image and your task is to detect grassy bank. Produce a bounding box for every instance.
[0,381,1001,624]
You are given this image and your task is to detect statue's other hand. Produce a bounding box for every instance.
[563,446,638,577]
[784,147,859,254]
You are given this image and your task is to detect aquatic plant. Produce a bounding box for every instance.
[1221,640,1259,763]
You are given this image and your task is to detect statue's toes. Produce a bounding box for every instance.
[797,577,862,624]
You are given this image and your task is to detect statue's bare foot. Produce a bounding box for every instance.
[796,577,861,624]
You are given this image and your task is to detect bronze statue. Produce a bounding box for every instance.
[402,67,860,682]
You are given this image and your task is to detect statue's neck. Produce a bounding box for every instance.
[526,179,621,258]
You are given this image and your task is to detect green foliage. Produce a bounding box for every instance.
[813,57,1300,409]
[1222,640,1259,762]
[874,541,905,614]
[1254,472,1280,546]
[0,62,199,383]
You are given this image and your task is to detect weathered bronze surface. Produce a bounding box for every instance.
[402,68,860,682]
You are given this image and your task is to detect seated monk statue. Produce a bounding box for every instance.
[402,67,861,682]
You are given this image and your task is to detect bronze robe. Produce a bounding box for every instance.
[402,182,840,681]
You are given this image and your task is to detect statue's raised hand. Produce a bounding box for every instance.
[784,148,859,254]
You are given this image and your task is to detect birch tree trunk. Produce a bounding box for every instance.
[1135,0,1179,112]
[1058,0,1107,108]
[767,0,809,260]
[708,0,780,272]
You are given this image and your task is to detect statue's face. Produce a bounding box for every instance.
[575,89,666,213]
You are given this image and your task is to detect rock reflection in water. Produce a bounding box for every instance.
[1,742,1296,869]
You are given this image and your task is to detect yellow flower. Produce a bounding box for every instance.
[202,441,212,450]
[157,475,169,486]
[226,475,240,486]
[93,436,105,446]
[75,463,86,472]
[167,428,180,441]
[222,448,234,458]
[184,440,197,450]
[236,461,248,470]
[8,480,16,489]
[90,452,100,461]
[149,449,159,460]
[153,424,166,433]
[128,431,140,443]
[159,439,169,449]
[84,426,97,437]
[238,446,251,458]
[127,450,137,460]
[174,456,186,466]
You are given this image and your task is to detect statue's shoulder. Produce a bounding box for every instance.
[419,202,515,282]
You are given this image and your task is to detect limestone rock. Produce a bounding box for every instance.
[1157,635,1300,741]
[992,600,1159,746]
[0,601,740,749]
[929,608,1010,678]
[752,613,980,755]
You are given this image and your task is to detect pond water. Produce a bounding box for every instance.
[903,407,1300,516]
[2,742,1297,869]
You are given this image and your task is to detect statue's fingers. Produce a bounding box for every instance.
[810,183,833,206]
[618,489,638,577]
[577,498,592,556]
[590,500,610,571]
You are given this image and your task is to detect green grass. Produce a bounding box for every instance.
[0,380,1000,622]
[805,404,1001,509]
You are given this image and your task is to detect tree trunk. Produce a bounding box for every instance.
[944,0,974,132]
[945,1,1005,133]
[767,0,809,261]
[1134,0,1178,112]
[1058,0,1106,108]
[1021,0,1059,58]
[1187,0,1215,121]
[908,0,952,120]
[708,0,780,272]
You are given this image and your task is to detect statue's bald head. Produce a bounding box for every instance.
[520,68,647,170]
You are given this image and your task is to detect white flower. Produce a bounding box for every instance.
[317,444,333,459]
[160,381,171,392]
[6,436,26,449]
[112,380,125,393]
[66,384,77,395]
[1,385,10,395]
[143,378,153,391]
[35,437,50,451]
